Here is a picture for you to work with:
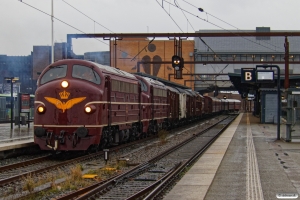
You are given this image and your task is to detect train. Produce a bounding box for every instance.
[33,59,241,152]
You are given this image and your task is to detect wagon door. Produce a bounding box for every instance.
[105,76,112,127]
[150,85,154,121]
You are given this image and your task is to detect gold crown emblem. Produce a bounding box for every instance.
[59,90,70,99]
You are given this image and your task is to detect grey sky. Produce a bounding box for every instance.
[1,0,299,56]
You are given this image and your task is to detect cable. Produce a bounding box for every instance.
[162,0,227,77]
[157,0,221,84]
[162,0,280,52]
[131,38,155,61]
[19,1,108,46]
[174,0,196,32]
[19,0,138,62]
[61,0,114,33]
[181,0,283,51]
[156,0,184,32]
[61,0,149,62]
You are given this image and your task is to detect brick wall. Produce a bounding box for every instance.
[110,38,195,89]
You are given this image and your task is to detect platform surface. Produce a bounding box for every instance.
[164,113,300,200]
[0,122,34,151]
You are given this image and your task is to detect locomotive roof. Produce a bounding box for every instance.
[165,85,179,93]
[174,87,189,94]
[133,72,190,89]
[185,89,199,96]
[142,77,166,88]
[92,62,137,79]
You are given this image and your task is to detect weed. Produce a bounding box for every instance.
[70,164,83,181]
[158,129,169,144]
[22,173,35,193]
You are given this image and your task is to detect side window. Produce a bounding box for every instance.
[72,65,101,84]
[40,65,67,84]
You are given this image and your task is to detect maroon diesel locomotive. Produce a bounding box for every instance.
[34,59,240,152]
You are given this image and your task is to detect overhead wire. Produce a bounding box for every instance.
[19,1,108,46]
[156,0,184,32]
[156,0,216,86]
[19,0,138,62]
[62,0,160,65]
[157,0,242,86]
[182,0,283,51]
[61,0,140,60]
[61,0,115,33]
[162,0,281,52]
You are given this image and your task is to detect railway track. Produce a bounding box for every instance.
[0,136,157,199]
[56,115,237,200]
[0,115,233,199]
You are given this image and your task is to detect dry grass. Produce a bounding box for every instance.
[22,173,35,193]
[158,129,169,144]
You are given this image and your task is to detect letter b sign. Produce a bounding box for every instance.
[241,68,256,83]
[245,72,252,81]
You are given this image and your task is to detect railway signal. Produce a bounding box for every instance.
[172,55,183,70]
[172,55,184,79]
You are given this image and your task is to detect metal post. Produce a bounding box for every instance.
[114,39,117,68]
[28,113,30,128]
[284,36,289,89]
[103,149,109,165]
[10,79,13,130]
[286,93,292,142]
[276,66,281,140]
[51,0,54,63]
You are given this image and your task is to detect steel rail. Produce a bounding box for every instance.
[0,136,153,187]
[67,116,232,199]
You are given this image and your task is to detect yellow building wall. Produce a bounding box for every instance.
[110,38,195,89]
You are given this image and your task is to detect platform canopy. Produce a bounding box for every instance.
[228,72,300,98]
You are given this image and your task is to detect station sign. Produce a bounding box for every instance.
[241,68,256,83]
[256,70,274,83]
[20,93,30,113]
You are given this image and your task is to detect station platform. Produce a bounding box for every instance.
[164,113,300,200]
[0,122,34,153]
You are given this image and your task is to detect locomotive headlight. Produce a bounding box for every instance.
[84,104,96,114]
[85,106,92,113]
[37,105,46,114]
[61,80,69,88]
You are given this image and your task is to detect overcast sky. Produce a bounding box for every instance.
[1,0,299,56]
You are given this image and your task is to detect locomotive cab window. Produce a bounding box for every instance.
[72,65,101,84]
[40,65,67,84]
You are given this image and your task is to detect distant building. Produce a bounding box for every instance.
[84,51,110,66]
[0,54,33,94]
[109,38,195,89]
[32,46,51,80]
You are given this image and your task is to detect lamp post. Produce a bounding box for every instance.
[51,0,54,63]
[5,77,19,129]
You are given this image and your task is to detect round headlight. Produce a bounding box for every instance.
[61,80,69,88]
[84,104,96,114]
[37,105,46,114]
[85,106,92,113]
